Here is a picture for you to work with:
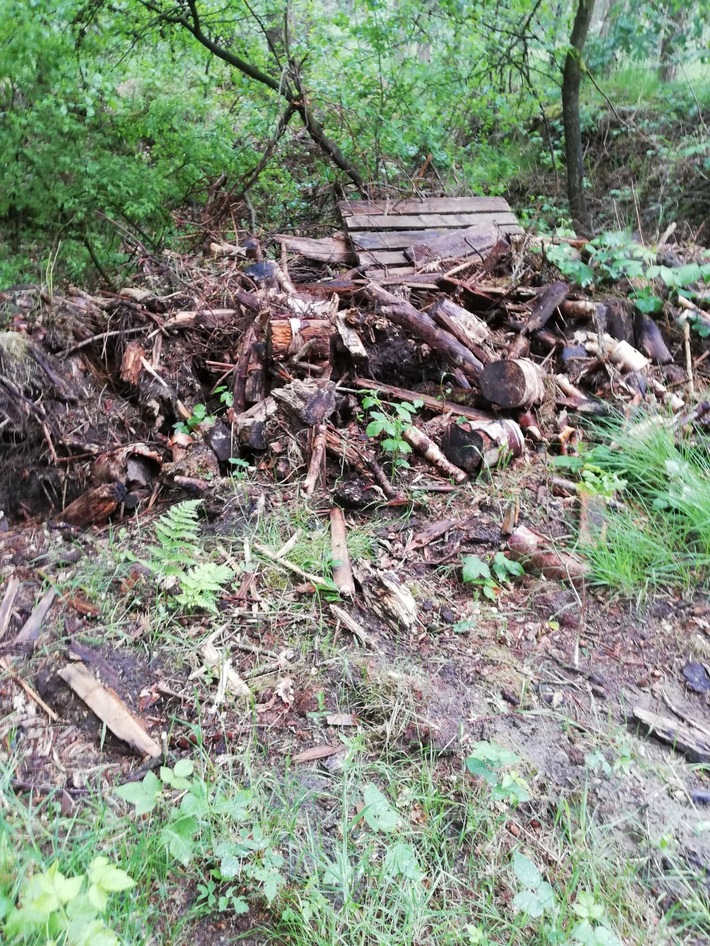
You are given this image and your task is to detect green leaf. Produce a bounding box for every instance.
[383,842,424,881]
[512,889,545,916]
[161,815,199,865]
[512,852,542,889]
[462,555,491,583]
[115,770,162,815]
[361,783,401,832]
[172,759,194,779]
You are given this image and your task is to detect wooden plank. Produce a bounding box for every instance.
[364,267,417,278]
[273,234,353,264]
[359,250,411,267]
[351,224,520,252]
[407,225,498,263]
[344,211,520,231]
[339,197,511,216]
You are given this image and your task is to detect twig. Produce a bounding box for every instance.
[0,657,59,721]
[684,320,695,400]
[252,541,332,588]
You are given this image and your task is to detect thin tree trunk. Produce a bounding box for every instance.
[659,5,688,83]
[562,0,596,236]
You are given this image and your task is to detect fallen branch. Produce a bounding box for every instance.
[330,508,355,597]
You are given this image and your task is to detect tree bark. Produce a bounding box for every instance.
[562,0,596,236]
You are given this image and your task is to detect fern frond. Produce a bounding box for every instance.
[176,562,233,614]
[148,499,202,577]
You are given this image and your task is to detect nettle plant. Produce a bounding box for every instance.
[115,760,285,912]
[362,394,423,473]
[3,857,134,946]
[545,231,710,335]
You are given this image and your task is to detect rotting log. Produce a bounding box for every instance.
[440,417,524,473]
[507,525,589,581]
[633,312,673,364]
[366,283,484,381]
[267,317,333,361]
[480,359,545,409]
[429,298,492,363]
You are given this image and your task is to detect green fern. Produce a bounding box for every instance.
[176,562,233,614]
[147,501,232,612]
[148,499,202,577]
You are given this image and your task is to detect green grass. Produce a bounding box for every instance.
[560,411,710,597]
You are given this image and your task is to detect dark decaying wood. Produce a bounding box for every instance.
[604,298,634,343]
[525,280,568,335]
[235,397,278,450]
[324,427,398,499]
[441,418,524,473]
[233,323,257,413]
[55,483,128,528]
[480,359,545,408]
[272,379,337,427]
[633,312,673,364]
[366,284,484,381]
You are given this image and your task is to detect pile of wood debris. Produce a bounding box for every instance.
[1,204,709,574]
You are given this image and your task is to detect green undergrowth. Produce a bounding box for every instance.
[555,409,710,597]
[1,736,680,946]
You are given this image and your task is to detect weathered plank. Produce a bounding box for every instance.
[407,224,499,263]
[344,211,520,231]
[273,233,353,264]
[351,223,520,251]
[364,267,418,279]
[339,197,511,216]
[359,250,411,267]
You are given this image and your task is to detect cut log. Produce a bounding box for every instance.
[633,312,673,364]
[268,318,333,361]
[525,281,568,335]
[429,298,491,363]
[480,359,545,409]
[366,284,484,380]
[402,426,468,483]
[441,417,524,472]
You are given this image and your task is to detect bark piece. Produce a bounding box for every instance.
[302,424,327,497]
[403,426,468,483]
[13,589,57,647]
[329,604,380,650]
[441,418,524,473]
[507,525,589,581]
[330,507,355,597]
[480,359,545,409]
[366,283,484,381]
[604,298,634,342]
[55,484,128,528]
[293,744,343,764]
[120,341,145,385]
[633,706,710,764]
[633,312,673,364]
[235,397,278,450]
[58,662,161,758]
[525,281,568,334]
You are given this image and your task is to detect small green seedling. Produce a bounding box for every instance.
[362,394,423,473]
[214,385,234,408]
[462,552,524,600]
[570,891,621,946]
[465,741,531,804]
[174,403,212,434]
[511,852,557,918]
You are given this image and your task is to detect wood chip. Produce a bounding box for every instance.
[13,588,56,647]
[293,744,343,764]
[58,662,161,758]
[326,713,358,726]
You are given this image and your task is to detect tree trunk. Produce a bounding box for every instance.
[562,0,596,236]
[659,5,688,83]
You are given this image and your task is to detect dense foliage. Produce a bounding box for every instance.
[0,0,708,285]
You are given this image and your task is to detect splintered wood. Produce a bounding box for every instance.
[339,196,523,283]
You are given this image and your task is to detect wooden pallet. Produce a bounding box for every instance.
[339,196,523,282]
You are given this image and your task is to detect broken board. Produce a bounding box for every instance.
[339,196,523,283]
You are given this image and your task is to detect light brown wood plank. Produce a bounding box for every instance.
[359,250,411,266]
[339,197,511,216]
[364,266,417,278]
[344,211,520,231]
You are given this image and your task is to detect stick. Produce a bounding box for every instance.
[329,604,379,650]
[13,589,56,647]
[403,426,468,483]
[302,424,327,497]
[0,656,59,721]
[684,320,695,400]
[330,508,355,597]
[253,541,332,589]
[352,378,492,422]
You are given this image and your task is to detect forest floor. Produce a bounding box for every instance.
[2,227,710,945]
